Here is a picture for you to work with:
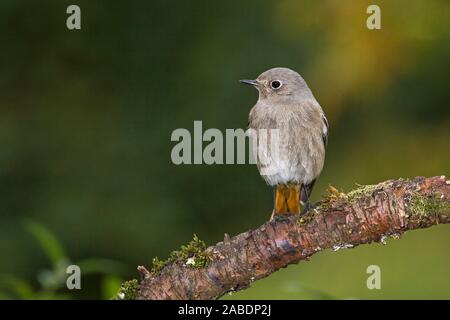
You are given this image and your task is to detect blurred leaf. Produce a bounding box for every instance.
[101,275,123,300]
[77,258,130,276]
[32,291,73,300]
[23,220,67,267]
[37,259,71,291]
[0,275,35,299]
[0,274,73,300]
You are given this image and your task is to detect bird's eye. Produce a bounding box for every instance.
[270,80,282,90]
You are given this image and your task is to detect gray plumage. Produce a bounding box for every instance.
[243,67,328,187]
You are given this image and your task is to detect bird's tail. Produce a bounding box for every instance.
[274,184,301,215]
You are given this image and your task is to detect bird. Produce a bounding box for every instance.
[240,67,328,219]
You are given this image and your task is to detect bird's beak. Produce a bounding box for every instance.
[239,79,258,86]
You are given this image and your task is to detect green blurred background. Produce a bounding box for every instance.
[0,0,449,299]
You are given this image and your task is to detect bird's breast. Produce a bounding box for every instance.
[249,103,326,186]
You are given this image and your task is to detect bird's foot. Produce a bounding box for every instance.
[269,210,295,222]
[269,210,294,221]
[301,202,313,215]
[269,209,276,221]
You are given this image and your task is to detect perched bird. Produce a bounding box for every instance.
[240,67,328,219]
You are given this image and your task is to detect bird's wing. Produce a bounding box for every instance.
[321,113,329,147]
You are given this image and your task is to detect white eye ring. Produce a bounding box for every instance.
[270,80,283,90]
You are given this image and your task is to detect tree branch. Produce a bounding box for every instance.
[136,176,450,300]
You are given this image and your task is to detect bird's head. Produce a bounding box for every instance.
[240,67,313,103]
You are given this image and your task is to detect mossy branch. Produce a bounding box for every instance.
[132,176,449,300]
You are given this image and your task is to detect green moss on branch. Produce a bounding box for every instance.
[114,279,139,300]
[409,192,450,217]
[151,234,212,275]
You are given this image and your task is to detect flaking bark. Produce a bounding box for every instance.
[136,176,450,300]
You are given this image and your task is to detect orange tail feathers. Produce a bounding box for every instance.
[274,184,301,215]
